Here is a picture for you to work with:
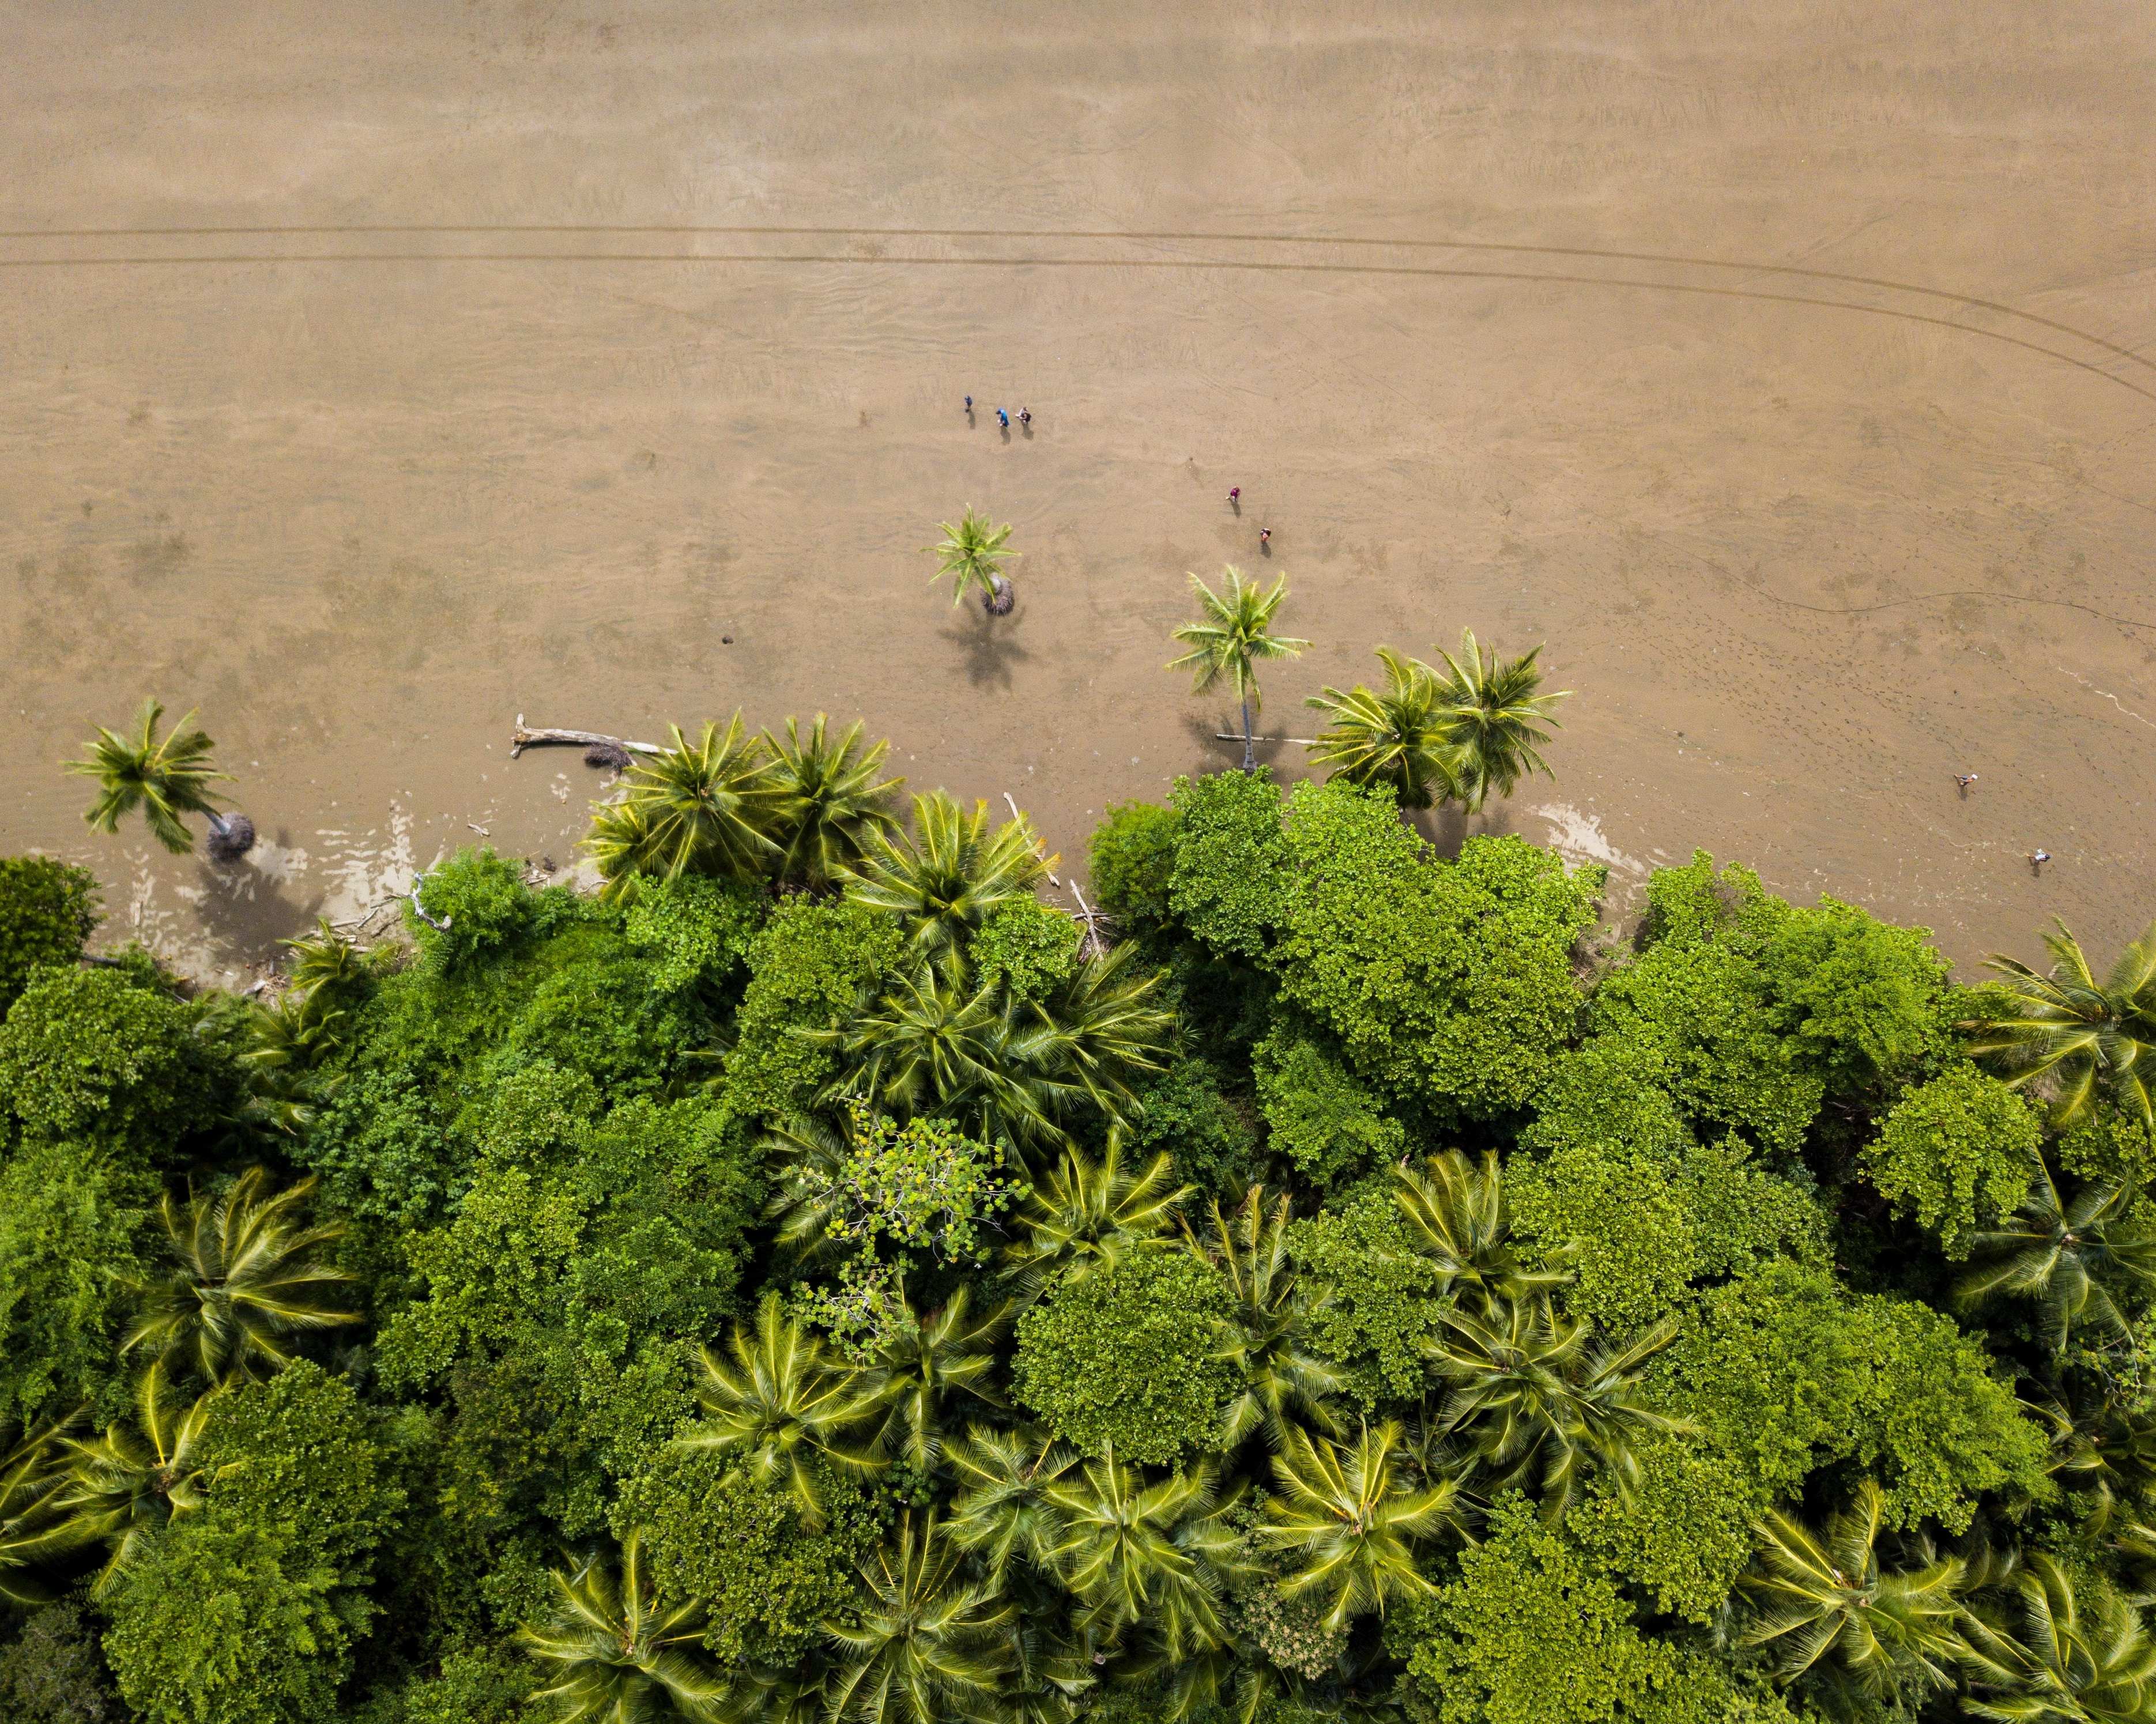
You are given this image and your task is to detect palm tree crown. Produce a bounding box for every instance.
[845,791,1049,965]
[123,1168,359,1385]
[518,1533,725,1723]
[47,1361,220,1597]
[1954,1159,2156,1358]
[943,1424,1080,1588]
[764,715,903,889]
[929,508,1019,616]
[67,698,238,856]
[1167,568,1308,772]
[824,1511,1015,1724]
[1959,1551,2156,1723]
[1261,1419,1463,1630]
[1185,1186,1341,1449]
[587,714,782,897]
[864,1289,1008,1469]
[1965,918,2156,1129]
[1306,647,1462,811]
[1426,630,1568,812]
[1004,1134,1190,1295]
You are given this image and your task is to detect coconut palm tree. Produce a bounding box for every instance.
[1955,1160,2156,1359]
[929,508,1019,617]
[1014,944,1176,1132]
[763,1115,854,1264]
[1426,631,1568,812]
[282,916,370,997]
[519,1533,725,1724]
[863,1289,1008,1470]
[846,791,1049,967]
[717,1665,828,1724]
[824,1511,1015,1724]
[1428,1296,1687,1521]
[1260,1420,1463,1631]
[1167,568,1309,772]
[1185,1186,1341,1449]
[1044,1448,1243,1659]
[67,697,254,859]
[123,1169,358,1385]
[994,1620,1098,1724]
[0,1424,69,1606]
[587,715,782,897]
[1960,1551,2156,1722]
[943,1424,1081,1588]
[46,1361,220,1597]
[235,986,352,1137]
[1733,1481,1969,1709]
[1965,919,2156,1130]
[2027,1384,2156,1535]
[1392,1151,1564,1317]
[1003,1132,1190,1295]
[764,716,903,891]
[1305,648,1463,810]
[682,1295,887,1522]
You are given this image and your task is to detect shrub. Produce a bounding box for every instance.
[1167,771,1290,959]
[968,896,1081,1002]
[1252,1018,1403,1193]
[0,855,99,1015]
[0,967,225,1155]
[1088,800,1180,927]
[621,874,766,993]
[407,848,548,974]
[1861,1066,2042,1256]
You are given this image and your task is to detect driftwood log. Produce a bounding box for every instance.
[1002,792,1062,888]
[510,715,663,760]
[1213,731,1320,746]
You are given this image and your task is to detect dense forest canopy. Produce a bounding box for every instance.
[3,744,2156,1724]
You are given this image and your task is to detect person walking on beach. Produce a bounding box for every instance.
[1260,527,1272,548]
[1228,486,1240,505]
[998,408,1010,429]
[2031,848,2051,876]
[1017,408,1031,427]
[1955,774,1978,797]
[964,395,973,413]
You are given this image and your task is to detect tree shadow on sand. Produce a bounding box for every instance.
[938,610,1034,690]
[1175,711,1298,778]
[1407,798,1517,860]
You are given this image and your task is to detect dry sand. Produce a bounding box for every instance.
[2,1,2153,980]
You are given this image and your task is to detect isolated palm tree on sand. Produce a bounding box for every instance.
[1306,647,1462,810]
[69,697,254,860]
[1427,631,1569,812]
[1168,568,1308,771]
[930,507,1019,616]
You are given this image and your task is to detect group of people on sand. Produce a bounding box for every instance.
[963,395,1030,431]
[1955,773,2052,876]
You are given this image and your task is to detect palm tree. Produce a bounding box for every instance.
[994,1621,1097,1724]
[1733,1481,1969,1708]
[123,1168,359,1386]
[1428,1296,1687,1521]
[1185,1186,1341,1449]
[1392,1151,1563,1316]
[1261,1420,1463,1631]
[1014,944,1176,1132]
[587,715,782,897]
[1965,919,2156,1130]
[0,1424,69,1606]
[1306,648,1463,810]
[1426,631,1568,812]
[824,1511,1015,1724]
[763,1115,854,1265]
[519,1533,725,1723]
[1960,1551,2156,1722]
[715,1665,828,1724]
[864,1289,1008,1470]
[1955,1160,2156,1358]
[846,791,1049,966]
[236,986,351,1137]
[1044,1448,1243,1659]
[2027,1384,2156,1534]
[929,508,1019,617]
[281,916,370,998]
[67,697,254,859]
[46,1361,219,1597]
[682,1295,887,1522]
[943,1424,1080,1588]
[1167,568,1309,772]
[764,716,903,891]
[1003,1132,1190,1295]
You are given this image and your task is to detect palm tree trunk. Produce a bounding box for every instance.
[203,808,256,861]
[1240,696,1256,772]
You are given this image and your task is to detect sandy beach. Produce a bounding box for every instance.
[2,0,2152,979]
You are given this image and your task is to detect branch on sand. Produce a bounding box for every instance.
[510,715,664,766]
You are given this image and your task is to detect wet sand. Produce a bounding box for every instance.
[3,1,2153,980]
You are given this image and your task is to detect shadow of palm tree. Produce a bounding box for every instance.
[939,609,1033,689]
[1177,710,1298,773]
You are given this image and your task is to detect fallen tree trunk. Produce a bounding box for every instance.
[510,715,664,759]
[1213,731,1320,746]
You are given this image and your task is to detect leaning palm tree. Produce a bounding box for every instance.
[1306,648,1463,810]
[682,1295,887,1522]
[46,1361,220,1597]
[1426,631,1568,812]
[1003,1132,1190,1295]
[1734,1481,1969,1709]
[846,791,1050,967]
[929,507,1019,617]
[519,1533,726,1724]
[864,1289,1009,1470]
[1960,1551,2156,1722]
[1186,1186,1341,1450]
[123,1169,359,1386]
[1044,1448,1242,1659]
[1392,1151,1563,1317]
[1261,1420,1463,1631]
[1168,568,1309,772]
[824,1511,1015,1724]
[764,716,904,891]
[68,697,254,859]
[587,715,782,897]
[943,1424,1081,1589]
[1964,919,2156,1130]
[1428,1296,1687,1521]
[1955,1159,2156,1359]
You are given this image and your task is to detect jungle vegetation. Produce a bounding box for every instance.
[5,699,2156,1724]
